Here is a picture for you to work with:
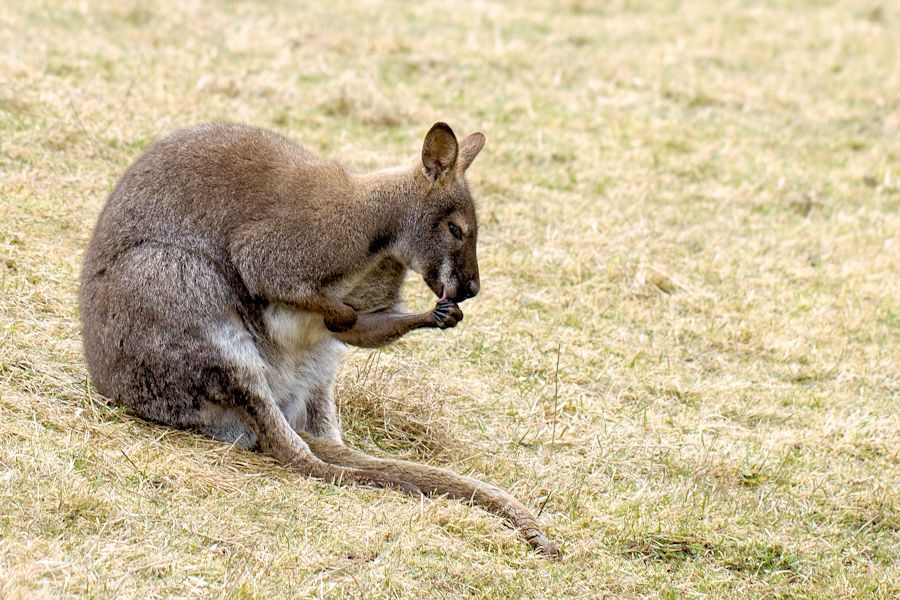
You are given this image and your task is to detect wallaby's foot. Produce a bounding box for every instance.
[524,528,561,558]
[432,299,463,329]
[323,304,358,332]
[344,469,422,496]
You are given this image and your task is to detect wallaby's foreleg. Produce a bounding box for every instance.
[334,299,463,348]
[235,390,420,494]
[297,432,560,557]
[282,294,359,333]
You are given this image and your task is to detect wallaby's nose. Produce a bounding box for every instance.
[466,279,480,299]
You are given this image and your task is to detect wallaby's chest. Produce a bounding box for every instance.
[262,254,407,355]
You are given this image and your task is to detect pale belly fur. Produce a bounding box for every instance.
[201,305,345,447]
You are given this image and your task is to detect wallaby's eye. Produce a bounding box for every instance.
[448,222,463,240]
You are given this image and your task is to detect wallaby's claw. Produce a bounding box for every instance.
[433,299,463,329]
[524,528,562,558]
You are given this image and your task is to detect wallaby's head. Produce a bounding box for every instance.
[408,122,485,304]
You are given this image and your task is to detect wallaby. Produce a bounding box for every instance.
[79,122,559,557]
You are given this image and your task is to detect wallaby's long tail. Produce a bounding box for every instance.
[298,432,560,557]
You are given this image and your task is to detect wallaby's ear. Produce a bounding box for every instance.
[422,122,458,183]
[458,132,486,171]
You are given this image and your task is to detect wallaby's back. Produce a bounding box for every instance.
[83,123,331,276]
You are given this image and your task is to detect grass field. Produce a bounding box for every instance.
[1,0,898,597]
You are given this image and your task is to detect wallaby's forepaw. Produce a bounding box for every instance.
[524,528,562,558]
[324,305,358,333]
[432,299,463,329]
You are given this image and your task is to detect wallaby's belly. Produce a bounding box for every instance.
[260,305,344,430]
[204,303,344,443]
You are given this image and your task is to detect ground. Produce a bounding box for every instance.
[0,1,898,598]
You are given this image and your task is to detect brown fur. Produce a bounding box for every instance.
[79,122,559,556]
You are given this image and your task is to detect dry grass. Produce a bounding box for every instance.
[1,0,898,597]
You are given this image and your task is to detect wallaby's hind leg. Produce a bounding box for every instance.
[207,313,417,493]
[232,388,419,495]
[295,381,342,443]
[298,432,560,557]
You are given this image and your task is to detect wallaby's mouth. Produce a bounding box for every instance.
[424,269,461,303]
[435,281,458,303]
[423,270,446,300]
